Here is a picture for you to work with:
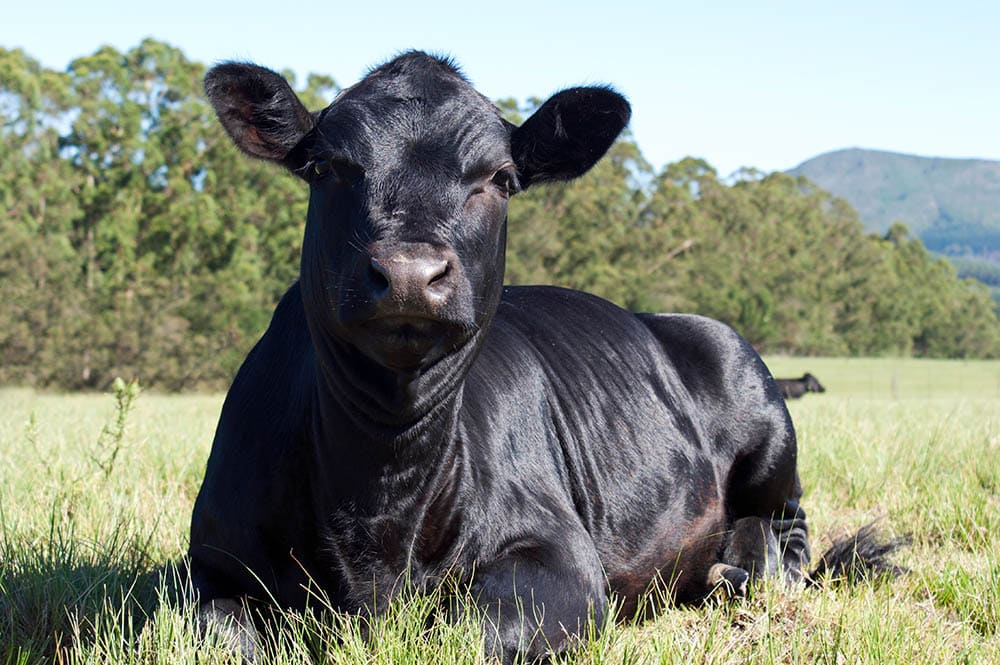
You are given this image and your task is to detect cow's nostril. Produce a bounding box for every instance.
[368,258,390,294]
[427,261,450,288]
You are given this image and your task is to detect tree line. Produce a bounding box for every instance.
[2,40,998,391]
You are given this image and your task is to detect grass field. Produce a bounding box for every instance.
[1,357,998,663]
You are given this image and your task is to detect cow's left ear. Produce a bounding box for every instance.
[204,62,316,172]
[511,87,630,189]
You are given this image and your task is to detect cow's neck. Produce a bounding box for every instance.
[312,362,465,491]
[311,331,481,443]
[307,334,476,579]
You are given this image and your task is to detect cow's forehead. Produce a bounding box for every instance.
[337,51,476,105]
[315,52,509,169]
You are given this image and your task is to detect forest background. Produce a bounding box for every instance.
[2,40,999,391]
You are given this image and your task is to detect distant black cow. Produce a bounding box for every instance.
[776,373,827,399]
[189,52,899,663]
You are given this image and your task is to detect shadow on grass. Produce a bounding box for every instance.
[0,515,190,664]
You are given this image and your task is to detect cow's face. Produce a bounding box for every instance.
[803,374,826,393]
[205,52,629,371]
[297,57,514,371]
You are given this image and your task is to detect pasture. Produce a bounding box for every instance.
[1,357,997,663]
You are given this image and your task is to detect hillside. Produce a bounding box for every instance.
[789,148,1000,260]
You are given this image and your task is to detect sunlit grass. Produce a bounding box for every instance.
[2,358,998,662]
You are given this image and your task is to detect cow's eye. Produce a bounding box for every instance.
[490,168,518,197]
[310,158,362,186]
[312,160,339,180]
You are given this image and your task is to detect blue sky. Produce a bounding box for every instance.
[4,1,998,176]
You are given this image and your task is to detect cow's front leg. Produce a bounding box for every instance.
[472,542,607,664]
[197,597,259,661]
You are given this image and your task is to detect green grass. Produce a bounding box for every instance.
[1,358,998,663]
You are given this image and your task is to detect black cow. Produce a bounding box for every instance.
[189,52,897,662]
[776,373,827,399]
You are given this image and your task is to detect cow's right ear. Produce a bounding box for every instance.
[204,63,316,172]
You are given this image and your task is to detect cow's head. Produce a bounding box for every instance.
[205,52,629,372]
[803,373,826,393]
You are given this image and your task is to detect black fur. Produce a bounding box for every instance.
[190,52,902,664]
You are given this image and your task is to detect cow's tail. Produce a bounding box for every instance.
[806,521,910,586]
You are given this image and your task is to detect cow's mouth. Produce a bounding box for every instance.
[358,316,466,370]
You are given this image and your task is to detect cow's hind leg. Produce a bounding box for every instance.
[724,516,780,577]
[725,474,811,586]
[635,313,812,589]
[723,411,811,585]
[771,502,810,583]
[707,516,782,598]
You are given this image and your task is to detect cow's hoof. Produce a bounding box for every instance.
[198,598,259,662]
[707,563,750,599]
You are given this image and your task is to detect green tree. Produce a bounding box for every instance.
[2,41,998,391]
[0,41,339,389]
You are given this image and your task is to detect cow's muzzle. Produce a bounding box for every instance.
[339,242,471,370]
[363,243,460,318]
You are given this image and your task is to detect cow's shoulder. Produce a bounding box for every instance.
[466,283,665,462]
[215,280,315,446]
[190,282,316,566]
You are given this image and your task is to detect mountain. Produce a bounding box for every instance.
[788,148,1000,261]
